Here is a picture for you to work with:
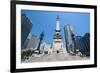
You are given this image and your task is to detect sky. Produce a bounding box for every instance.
[21,10,90,44]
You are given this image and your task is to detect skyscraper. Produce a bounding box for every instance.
[75,33,90,56]
[21,13,33,49]
[25,32,39,50]
[64,24,76,54]
[64,25,68,52]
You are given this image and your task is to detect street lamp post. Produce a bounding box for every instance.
[37,32,44,54]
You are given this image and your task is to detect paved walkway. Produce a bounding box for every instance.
[22,53,89,63]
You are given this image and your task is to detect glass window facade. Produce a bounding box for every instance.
[75,33,90,56]
[21,14,32,49]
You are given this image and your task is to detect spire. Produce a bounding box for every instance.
[56,16,60,31]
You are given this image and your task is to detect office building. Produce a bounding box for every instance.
[64,24,76,54]
[75,33,90,56]
[21,13,32,49]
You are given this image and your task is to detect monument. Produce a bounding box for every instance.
[51,16,66,54]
